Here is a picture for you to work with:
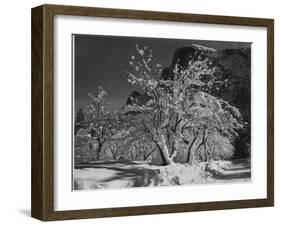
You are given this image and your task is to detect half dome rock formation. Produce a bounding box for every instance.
[161,44,218,81]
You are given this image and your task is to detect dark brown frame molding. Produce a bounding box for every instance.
[31,4,274,221]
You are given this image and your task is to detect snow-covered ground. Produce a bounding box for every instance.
[73,159,251,190]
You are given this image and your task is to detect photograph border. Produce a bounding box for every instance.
[31,4,274,221]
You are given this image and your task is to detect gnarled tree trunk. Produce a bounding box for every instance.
[186,137,197,163]
[157,134,175,166]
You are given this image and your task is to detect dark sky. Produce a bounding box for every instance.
[74,34,250,112]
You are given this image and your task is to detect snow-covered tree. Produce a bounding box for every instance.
[123,45,244,165]
[84,86,115,160]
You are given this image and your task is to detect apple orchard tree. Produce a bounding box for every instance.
[123,45,244,166]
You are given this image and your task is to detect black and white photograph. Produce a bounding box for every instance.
[73,34,251,190]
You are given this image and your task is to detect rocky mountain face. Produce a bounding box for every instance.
[125,91,151,106]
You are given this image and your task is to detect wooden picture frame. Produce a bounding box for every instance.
[31,4,274,221]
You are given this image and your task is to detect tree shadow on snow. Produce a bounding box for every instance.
[99,166,162,187]
[75,162,162,187]
[211,171,251,180]
[75,160,152,169]
[210,159,251,180]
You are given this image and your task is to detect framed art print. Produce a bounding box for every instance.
[31,4,274,221]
